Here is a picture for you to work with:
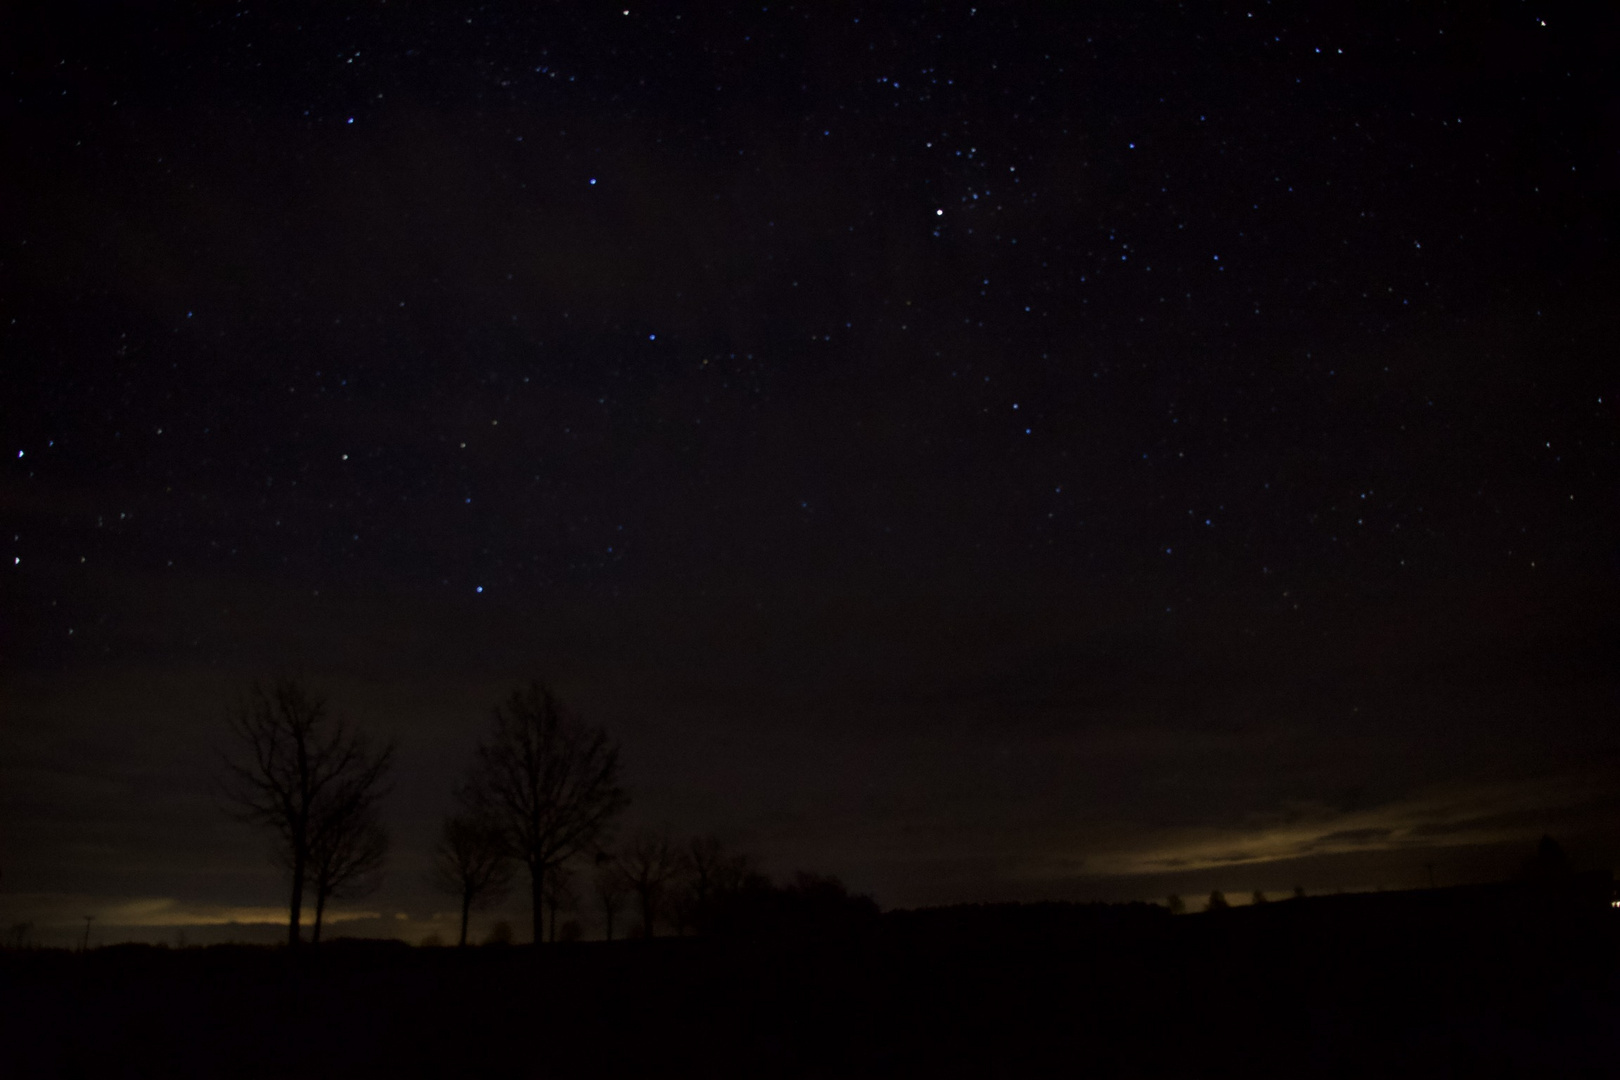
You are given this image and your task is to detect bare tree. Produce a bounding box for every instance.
[618,829,683,938]
[430,811,513,947]
[307,804,389,944]
[593,855,628,941]
[463,682,628,945]
[675,835,754,934]
[220,677,396,948]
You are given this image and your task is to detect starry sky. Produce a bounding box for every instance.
[3,1,1617,943]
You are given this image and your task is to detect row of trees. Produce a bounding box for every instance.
[223,677,771,947]
[435,823,759,947]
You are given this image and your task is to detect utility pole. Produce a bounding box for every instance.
[80,915,94,953]
[1425,862,1436,889]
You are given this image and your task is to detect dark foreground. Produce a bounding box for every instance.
[4,882,1616,1077]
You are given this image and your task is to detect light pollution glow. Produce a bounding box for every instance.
[1077,774,1609,877]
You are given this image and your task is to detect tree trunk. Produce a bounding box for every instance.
[288,849,305,948]
[459,893,471,947]
[312,886,326,945]
[531,863,545,946]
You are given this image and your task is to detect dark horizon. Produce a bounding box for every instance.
[3,0,1617,948]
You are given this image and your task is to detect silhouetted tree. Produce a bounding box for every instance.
[1166,894,1185,914]
[593,855,628,941]
[308,804,388,944]
[618,829,683,937]
[1292,885,1306,899]
[1206,890,1229,911]
[221,676,395,948]
[430,811,513,947]
[463,682,628,945]
[674,835,755,933]
[1251,890,1268,905]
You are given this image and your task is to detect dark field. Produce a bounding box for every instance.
[4,883,1616,1078]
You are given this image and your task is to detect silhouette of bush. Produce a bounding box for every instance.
[1519,834,1573,885]
[702,871,879,939]
[1205,890,1228,912]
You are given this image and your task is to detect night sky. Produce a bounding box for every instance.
[4,1,1616,945]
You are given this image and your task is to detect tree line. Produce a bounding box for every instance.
[222,676,866,948]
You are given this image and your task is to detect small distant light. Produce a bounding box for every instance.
[649,333,656,340]
[347,117,354,124]
[15,450,21,458]
[589,178,597,185]
[935,209,943,216]
[476,586,483,593]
